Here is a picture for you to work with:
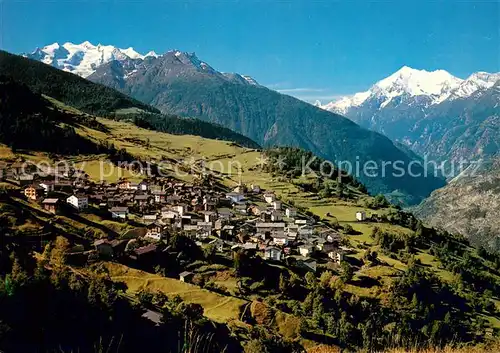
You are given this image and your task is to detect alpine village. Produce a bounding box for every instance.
[0,35,500,353]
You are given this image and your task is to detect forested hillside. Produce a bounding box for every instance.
[0,238,237,353]
[414,160,500,252]
[0,77,110,154]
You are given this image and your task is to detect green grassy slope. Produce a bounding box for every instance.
[5,111,498,332]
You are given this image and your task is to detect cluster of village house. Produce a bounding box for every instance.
[3,160,362,277]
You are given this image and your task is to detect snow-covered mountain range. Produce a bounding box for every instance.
[319,66,500,114]
[23,41,259,86]
[317,66,500,168]
[25,41,159,77]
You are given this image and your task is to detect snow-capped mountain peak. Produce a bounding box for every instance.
[220,73,261,86]
[42,42,62,53]
[120,47,143,60]
[168,50,216,73]
[449,71,500,99]
[80,40,95,49]
[468,71,500,84]
[321,91,371,114]
[24,41,159,77]
[145,50,159,58]
[24,41,260,88]
[241,75,259,86]
[373,66,463,103]
[318,66,499,114]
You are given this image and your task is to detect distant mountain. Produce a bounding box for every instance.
[413,159,500,252]
[86,48,262,92]
[321,66,499,114]
[319,66,500,171]
[409,81,500,165]
[0,51,259,148]
[448,71,500,100]
[24,41,159,77]
[23,41,260,86]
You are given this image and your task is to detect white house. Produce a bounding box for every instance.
[161,210,179,220]
[179,271,194,282]
[286,224,299,239]
[196,221,213,239]
[142,214,158,224]
[221,224,235,237]
[356,211,366,221]
[272,235,288,246]
[256,222,285,238]
[183,225,198,237]
[138,181,149,191]
[242,242,258,251]
[285,208,297,218]
[272,201,282,210]
[110,207,128,220]
[145,221,166,241]
[298,244,315,257]
[67,194,88,210]
[172,205,187,217]
[328,250,344,264]
[264,247,283,261]
[264,193,276,204]
[152,191,166,203]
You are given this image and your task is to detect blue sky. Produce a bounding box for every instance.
[1,0,499,103]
